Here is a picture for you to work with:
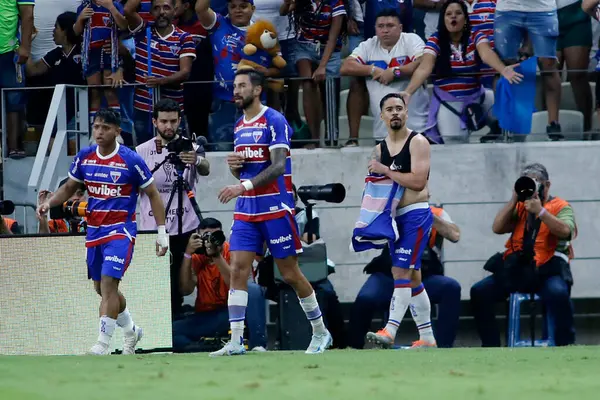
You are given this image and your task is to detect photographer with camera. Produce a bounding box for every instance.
[37,178,87,234]
[471,163,577,347]
[137,98,210,319]
[0,200,20,234]
[173,217,267,353]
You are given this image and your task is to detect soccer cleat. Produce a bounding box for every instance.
[122,326,143,355]
[305,330,333,354]
[409,339,437,349]
[209,341,247,357]
[366,328,394,348]
[87,342,110,355]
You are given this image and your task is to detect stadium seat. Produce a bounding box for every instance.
[530,110,584,141]
[507,293,555,347]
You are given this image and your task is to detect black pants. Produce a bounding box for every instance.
[169,230,195,320]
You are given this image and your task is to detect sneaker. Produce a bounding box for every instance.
[409,339,437,349]
[305,330,333,354]
[547,122,564,141]
[251,346,267,352]
[122,326,143,355]
[366,328,394,348]
[87,342,110,355]
[209,341,247,357]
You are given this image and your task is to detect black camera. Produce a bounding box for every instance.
[297,183,346,205]
[166,135,194,155]
[194,230,226,255]
[50,200,87,220]
[0,200,15,216]
[514,176,544,202]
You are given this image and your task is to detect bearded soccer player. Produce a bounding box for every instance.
[37,109,169,355]
[365,93,436,349]
[216,69,332,356]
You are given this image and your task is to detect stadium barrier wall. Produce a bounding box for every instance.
[0,233,171,356]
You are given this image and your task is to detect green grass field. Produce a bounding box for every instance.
[1,347,599,399]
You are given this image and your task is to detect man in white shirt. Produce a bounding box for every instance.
[340,8,429,141]
[494,0,563,140]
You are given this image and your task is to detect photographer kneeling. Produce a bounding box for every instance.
[173,218,267,353]
[137,98,210,319]
[471,163,576,347]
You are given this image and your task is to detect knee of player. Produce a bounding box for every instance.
[278,266,302,286]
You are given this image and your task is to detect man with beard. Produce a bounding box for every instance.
[214,69,332,356]
[136,98,210,319]
[124,0,196,144]
[363,92,436,349]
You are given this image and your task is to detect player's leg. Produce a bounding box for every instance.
[408,269,437,348]
[266,214,332,354]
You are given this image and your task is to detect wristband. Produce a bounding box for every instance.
[538,208,547,218]
[370,65,376,76]
[183,253,192,259]
[158,225,166,235]
[241,180,254,191]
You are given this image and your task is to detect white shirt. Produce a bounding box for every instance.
[350,0,364,23]
[350,33,430,139]
[555,0,578,8]
[30,0,80,61]
[252,0,296,41]
[496,0,557,13]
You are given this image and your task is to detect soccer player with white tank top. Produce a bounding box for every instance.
[215,69,332,356]
[36,108,170,355]
[365,92,437,349]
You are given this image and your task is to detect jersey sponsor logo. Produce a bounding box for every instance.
[105,255,125,264]
[94,172,109,178]
[238,146,264,159]
[135,165,148,181]
[88,184,123,197]
[395,247,412,255]
[110,171,122,183]
[269,234,293,245]
[390,161,401,171]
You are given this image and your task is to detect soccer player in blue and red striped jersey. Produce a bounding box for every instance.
[124,0,196,144]
[37,108,169,356]
[215,70,332,356]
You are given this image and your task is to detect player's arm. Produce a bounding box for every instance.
[248,147,287,189]
[433,211,460,243]
[379,136,430,191]
[45,179,81,209]
[141,182,166,227]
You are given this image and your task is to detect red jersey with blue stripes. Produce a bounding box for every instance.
[77,1,124,49]
[68,143,154,247]
[297,0,347,50]
[234,106,294,222]
[177,13,208,45]
[131,22,196,112]
[138,0,153,24]
[424,31,488,98]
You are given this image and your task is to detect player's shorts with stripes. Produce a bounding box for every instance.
[86,237,135,281]
[389,202,433,270]
[230,213,303,259]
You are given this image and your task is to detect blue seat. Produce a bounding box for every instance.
[507,293,555,347]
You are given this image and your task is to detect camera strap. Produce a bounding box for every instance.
[522,212,542,263]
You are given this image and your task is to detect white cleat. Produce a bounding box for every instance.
[305,330,333,354]
[209,341,247,357]
[87,342,110,356]
[122,326,143,355]
[251,346,267,353]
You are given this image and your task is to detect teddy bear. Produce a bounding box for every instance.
[237,20,287,92]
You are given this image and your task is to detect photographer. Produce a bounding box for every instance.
[471,163,576,347]
[173,218,267,352]
[137,98,210,319]
[37,178,87,234]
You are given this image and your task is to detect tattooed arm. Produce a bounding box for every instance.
[370,144,382,162]
[249,147,288,188]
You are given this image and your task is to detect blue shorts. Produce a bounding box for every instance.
[389,203,433,270]
[86,237,135,281]
[230,214,303,259]
[294,41,341,76]
[279,38,298,77]
[494,11,559,60]
[86,47,113,78]
[0,51,26,112]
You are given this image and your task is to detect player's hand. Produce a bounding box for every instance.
[375,68,395,85]
[156,225,169,256]
[368,159,390,176]
[501,64,524,84]
[312,65,326,82]
[145,75,163,88]
[179,151,197,165]
[218,184,245,204]
[36,201,50,219]
[226,153,246,170]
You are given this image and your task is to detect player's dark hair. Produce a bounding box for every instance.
[153,98,181,118]
[375,8,402,24]
[56,12,78,44]
[94,108,121,128]
[379,93,406,110]
[199,217,222,230]
[235,69,265,90]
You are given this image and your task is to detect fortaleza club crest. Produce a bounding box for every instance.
[110,171,121,183]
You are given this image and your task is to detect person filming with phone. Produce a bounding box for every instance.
[470,163,577,347]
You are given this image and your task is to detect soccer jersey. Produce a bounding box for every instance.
[68,142,154,247]
[233,106,294,222]
[424,31,488,98]
[138,0,153,24]
[131,21,196,112]
[76,1,124,49]
[205,13,248,101]
[297,0,347,50]
[467,0,496,42]
[177,13,208,46]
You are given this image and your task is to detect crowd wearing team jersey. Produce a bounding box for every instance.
[4,0,600,157]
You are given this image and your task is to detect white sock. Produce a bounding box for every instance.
[299,292,327,335]
[116,307,135,336]
[384,279,412,338]
[410,285,436,343]
[228,289,248,346]
[98,315,117,346]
